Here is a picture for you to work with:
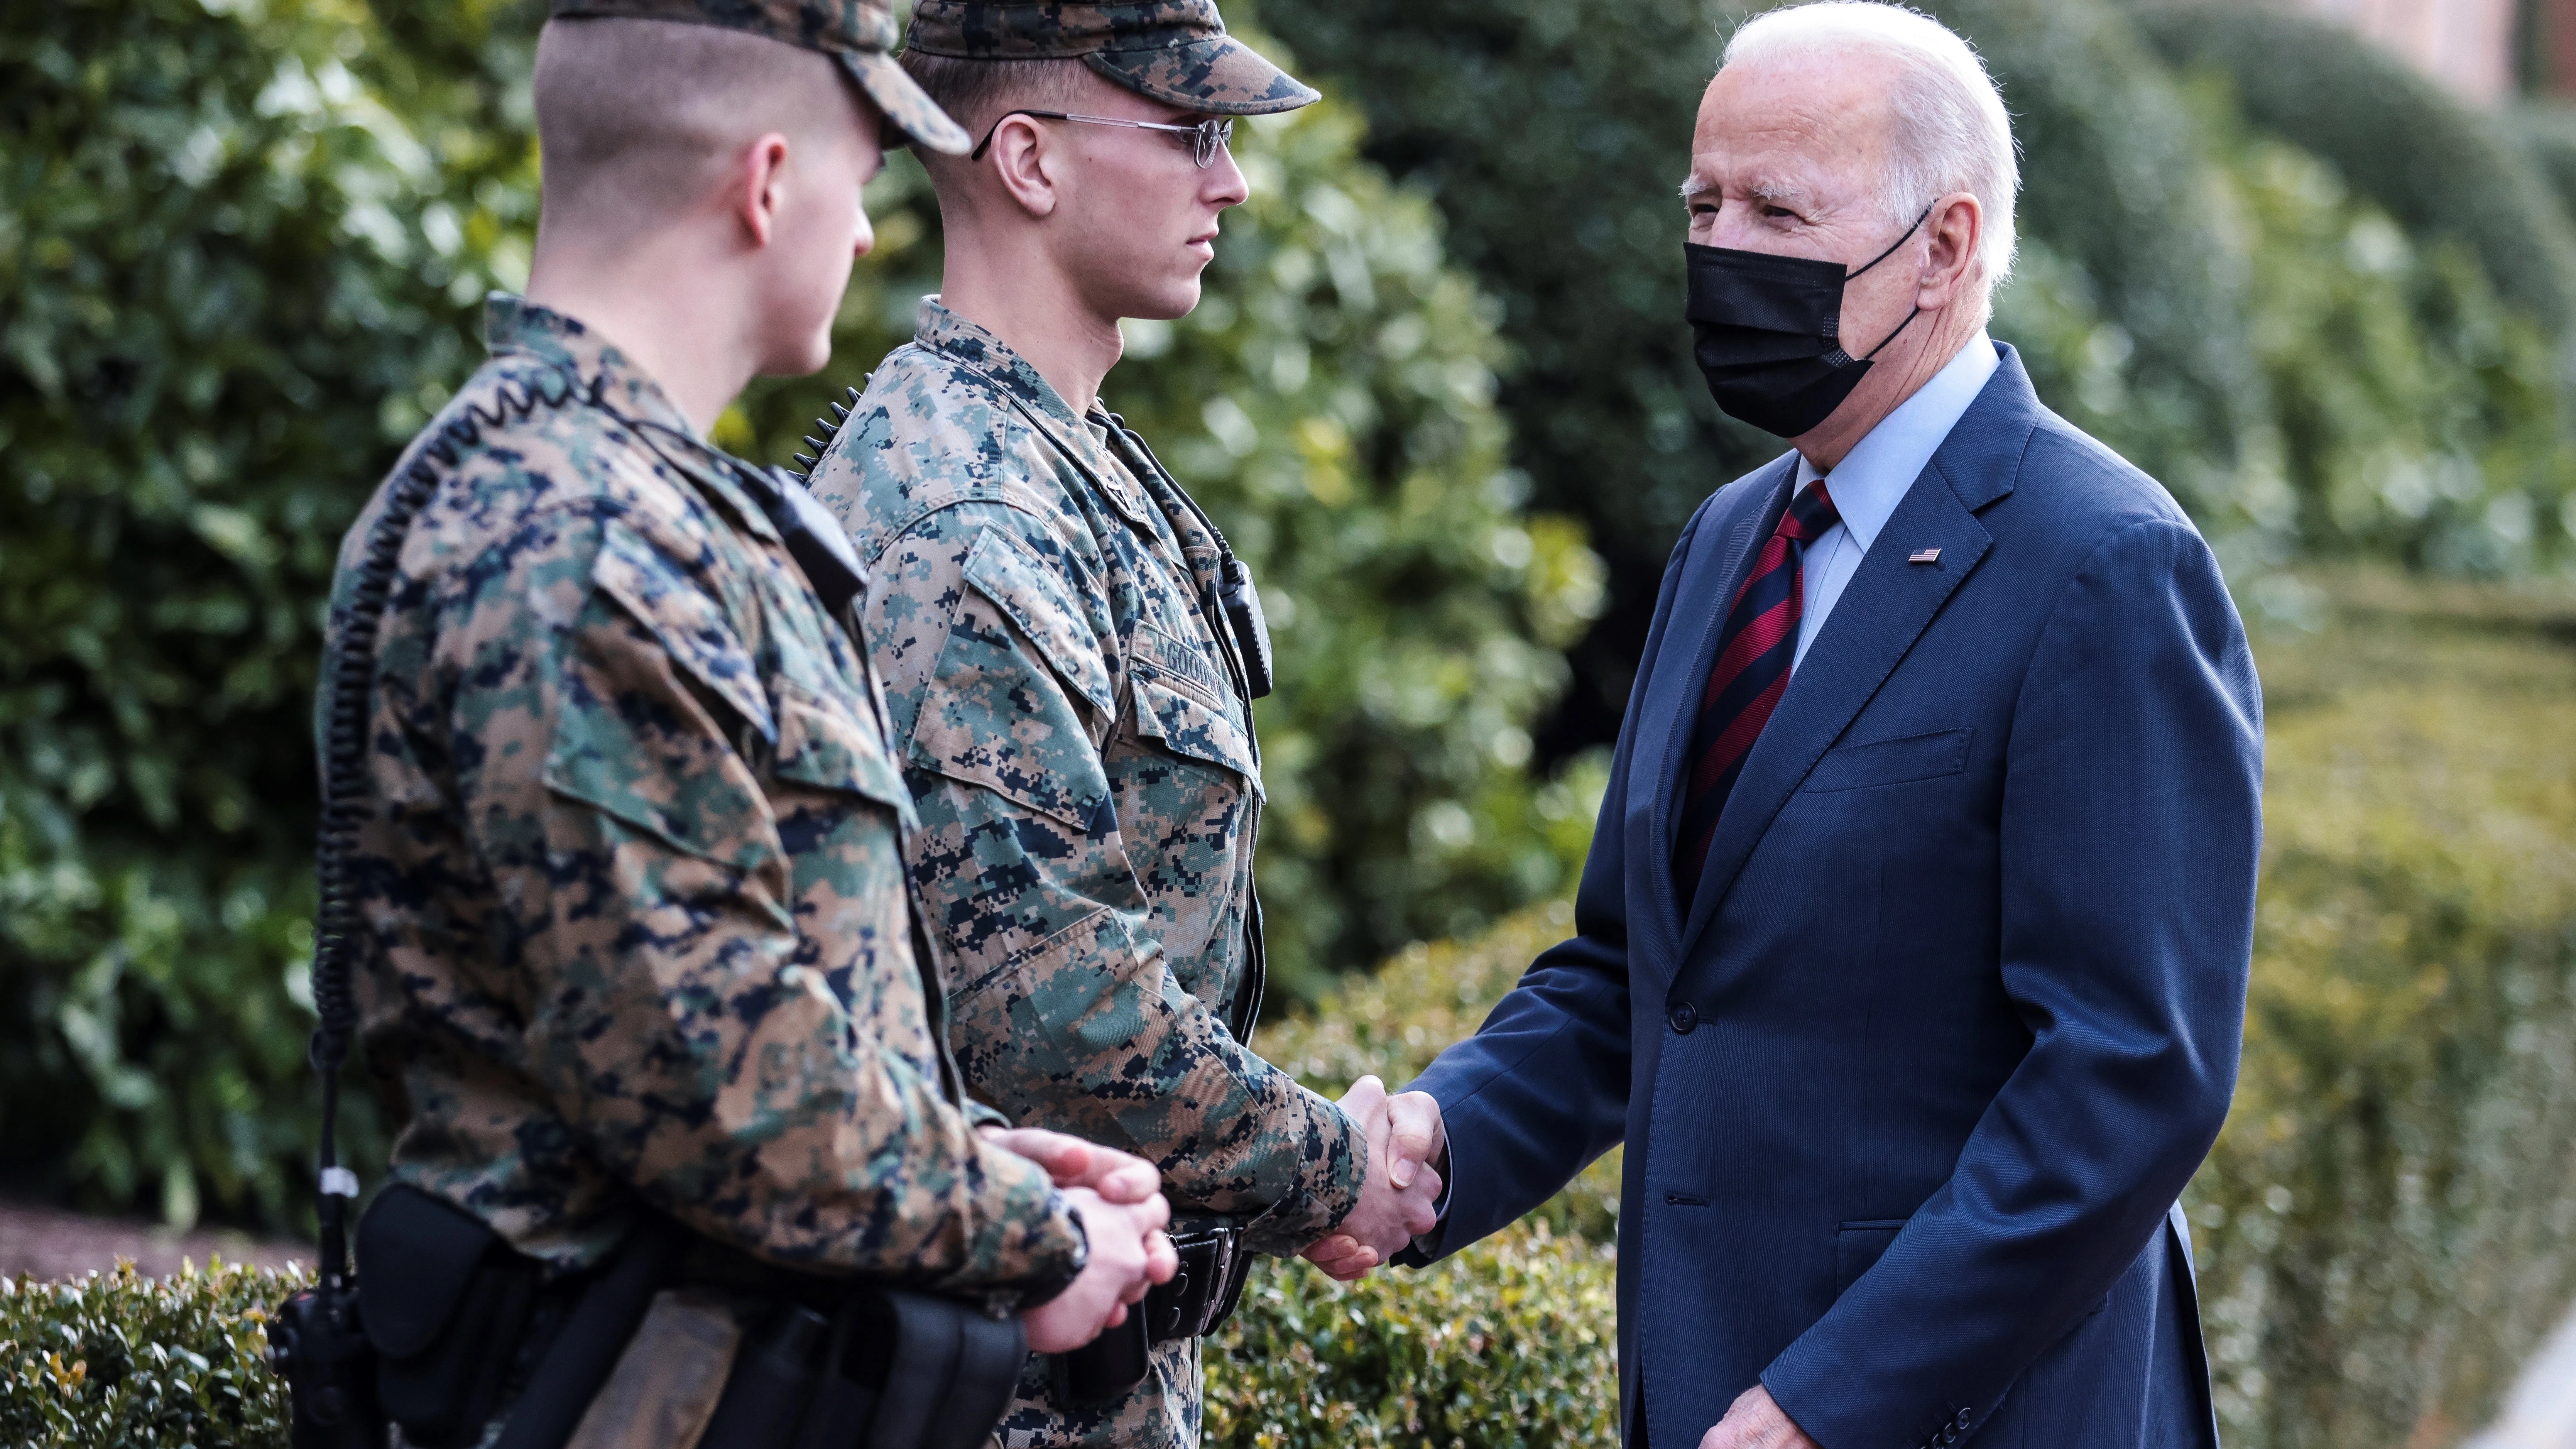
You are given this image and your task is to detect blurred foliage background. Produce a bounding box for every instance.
[6,0,2576,1443]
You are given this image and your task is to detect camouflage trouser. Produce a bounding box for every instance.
[1002,1334,1201,1449]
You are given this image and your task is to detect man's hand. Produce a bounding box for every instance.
[1698,1385,1819,1449]
[980,1124,1163,1206]
[1299,1075,1446,1282]
[1022,1184,1176,1354]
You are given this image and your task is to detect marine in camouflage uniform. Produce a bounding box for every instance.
[802,7,1352,1442]
[327,0,1087,1307]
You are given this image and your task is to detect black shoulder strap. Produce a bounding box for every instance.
[308,380,574,1287]
[1097,413,1275,703]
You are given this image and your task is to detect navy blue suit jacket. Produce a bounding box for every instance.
[1403,347,2261,1449]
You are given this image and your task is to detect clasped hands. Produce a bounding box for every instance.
[1299,1075,1447,1282]
[980,1125,1178,1354]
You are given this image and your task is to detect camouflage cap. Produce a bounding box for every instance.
[549,0,973,154]
[906,0,1319,116]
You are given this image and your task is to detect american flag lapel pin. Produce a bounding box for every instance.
[1909,548,1942,565]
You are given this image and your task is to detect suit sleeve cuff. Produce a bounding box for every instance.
[1392,1139,1457,1268]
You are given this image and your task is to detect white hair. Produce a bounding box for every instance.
[1724,2,2020,289]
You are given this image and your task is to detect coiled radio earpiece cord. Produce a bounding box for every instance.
[308,377,572,1285]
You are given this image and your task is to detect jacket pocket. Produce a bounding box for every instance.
[1804,728,1973,793]
[1834,1218,1908,1298]
[1132,677,1262,799]
[549,534,776,874]
[907,528,1115,829]
[591,516,775,745]
[959,524,1113,715]
[773,677,916,829]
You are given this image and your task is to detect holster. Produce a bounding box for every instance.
[698,1285,1026,1449]
[1053,1219,1253,1409]
[356,1184,566,1449]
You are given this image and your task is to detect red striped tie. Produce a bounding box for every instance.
[1673,480,1841,906]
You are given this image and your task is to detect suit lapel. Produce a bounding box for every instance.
[1638,457,1797,951]
[1675,344,2041,959]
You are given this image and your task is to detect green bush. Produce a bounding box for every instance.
[2192,573,2576,1449]
[1,1258,298,1446]
[2137,3,2576,340]
[2201,124,2573,573]
[1917,0,2265,521]
[2507,105,2576,230]
[1209,1221,1616,1449]
[0,0,527,1229]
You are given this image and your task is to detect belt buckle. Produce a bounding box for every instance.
[1200,1229,1237,1336]
[1148,1226,1235,1344]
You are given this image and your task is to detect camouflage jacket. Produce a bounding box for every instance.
[328,295,1082,1294]
[805,301,1364,1442]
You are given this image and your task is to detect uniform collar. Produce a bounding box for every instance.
[912,296,1078,421]
[483,293,701,441]
[913,296,1154,527]
[484,293,778,541]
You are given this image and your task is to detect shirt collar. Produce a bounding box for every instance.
[1794,334,2000,551]
[481,293,697,441]
[480,293,778,541]
[911,295,1159,528]
[913,296,1088,425]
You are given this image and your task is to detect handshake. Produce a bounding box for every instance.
[1301,1074,1448,1282]
[984,1075,1448,1352]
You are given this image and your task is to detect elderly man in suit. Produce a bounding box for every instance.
[1301,4,2265,1447]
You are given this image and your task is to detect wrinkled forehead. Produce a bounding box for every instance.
[1684,50,1897,205]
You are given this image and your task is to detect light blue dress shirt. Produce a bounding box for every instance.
[1788,335,1999,670]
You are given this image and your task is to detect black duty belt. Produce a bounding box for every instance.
[1148,1223,1250,1344]
[1056,1220,1251,1408]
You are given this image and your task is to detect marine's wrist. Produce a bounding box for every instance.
[1008,1192,1090,1311]
[1289,1087,1376,1244]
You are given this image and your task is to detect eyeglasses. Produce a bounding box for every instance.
[970,110,1237,168]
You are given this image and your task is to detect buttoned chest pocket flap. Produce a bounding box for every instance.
[551,518,777,871]
[772,676,917,832]
[1132,677,1262,799]
[908,524,1114,828]
[1803,727,1974,793]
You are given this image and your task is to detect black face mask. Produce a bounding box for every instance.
[1685,205,1932,438]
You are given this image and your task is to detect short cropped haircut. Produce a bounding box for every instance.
[534,17,866,237]
[1725,1,2020,287]
[897,51,1092,153]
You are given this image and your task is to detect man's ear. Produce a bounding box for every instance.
[1919,190,1983,309]
[986,115,1063,220]
[734,132,794,248]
